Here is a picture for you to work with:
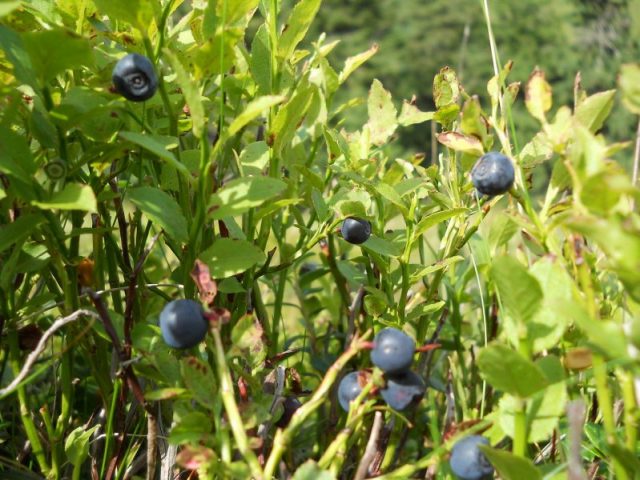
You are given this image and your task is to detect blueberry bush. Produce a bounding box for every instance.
[1,1,640,479]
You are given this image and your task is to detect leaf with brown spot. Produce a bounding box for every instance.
[191,259,218,306]
[525,68,552,122]
[180,356,217,409]
[436,131,484,156]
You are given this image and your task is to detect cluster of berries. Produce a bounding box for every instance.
[338,327,427,412]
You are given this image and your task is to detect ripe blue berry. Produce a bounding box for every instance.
[338,371,364,412]
[275,396,302,428]
[370,327,416,374]
[341,217,372,245]
[159,299,208,349]
[112,53,158,102]
[470,151,515,196]
[449,435,494,480]
[380,370,425,411]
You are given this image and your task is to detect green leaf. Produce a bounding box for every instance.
[362,235,403,257]
[277,0,321,61]
[410,256,464,282]
[164,49,205,137]
[367,79,397,147]
[477,344,548,397]
[181,357,217,409]
[228,95,285,136]
[119,132,189,175]
[291,461,335,480]
[145,387,188,401]
[619,63,640,115]
[0,24,37,87]
[525,68,552,122]
[339,43,378,84]
[499,381,567,443]
[250,25,272,94]
[223,0,259,24]
[433,67,459,108]
[0,126,36,184]
[200,238,266,278]
[22,29,93,83]
[0,214,45,254]
[398,100,434,127]
[168,411,212,444]
[527,258,573,353]
[0,1,20,18]
[375,182,408,216]
[127,187,188,244]
[311,189,330,221]
[92,0,156,31]
[406,301,445,323]
[208,176,287,220]
[239,141,270,176]
[479,446,542,480]
[436,132,484,156]
[574,90,615,133]
[487,214,518,251]
[33,183,96,212]
[230,314,267,366]
[272,83,315,154]
[218,277,246,294]
[413,208,467,239]
[65,425,100,467]
[491,256,542,327]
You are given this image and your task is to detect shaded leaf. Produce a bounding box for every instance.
[200,239,266,278]
[127,187,188,244]
[33,183,96,212]
[478,344,548,397]
[208,176,287,220]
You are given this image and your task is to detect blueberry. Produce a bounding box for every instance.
[159,299,208,349]
[275,396,302,428]
[449,435,494,480]
[298,262,319,276]
[370,327,415,374]
[112,53,158,102]
[341,217,372,245]
[380,370,425,411]
[470,151,515,196]
[338,371,364,412]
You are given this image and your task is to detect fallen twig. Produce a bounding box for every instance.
[0,309,99,398]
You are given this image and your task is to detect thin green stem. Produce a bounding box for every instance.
[9,333,50,475]
[263,331,372,479]
[212,328,263,479]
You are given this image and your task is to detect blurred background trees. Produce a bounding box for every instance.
[307,0,640,159]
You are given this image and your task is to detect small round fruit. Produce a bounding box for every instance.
[159,299,208,349]
[112,53,158,102]
[470,151,515,196]
[370,327,416,374]
[275,396,302,428]
[341,217,372,245]
[380,370,425,411]
[449,435,494,480]
[338,371,364,412]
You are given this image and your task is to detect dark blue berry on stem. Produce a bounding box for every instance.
[275,396,302,428]
[341,217,372,245]
[159,299,208,349]
[338,371,364,412]
[380,370,425,411]
[370,327,416,374]
[449,435,494,480]
[112,53,158,102]
[470,151,515,196]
